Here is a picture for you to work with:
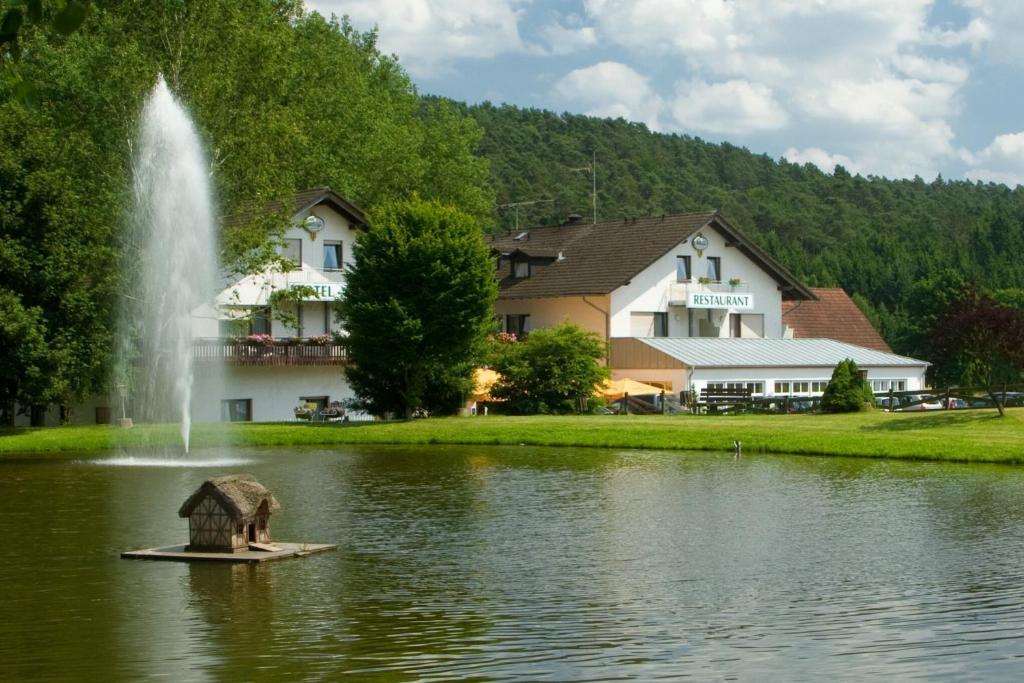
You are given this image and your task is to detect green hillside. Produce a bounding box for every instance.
[467,102,1024,357]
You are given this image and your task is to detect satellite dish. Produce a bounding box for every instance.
[302,215,325,240]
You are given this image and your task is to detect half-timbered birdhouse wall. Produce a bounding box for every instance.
[178,474,281,553]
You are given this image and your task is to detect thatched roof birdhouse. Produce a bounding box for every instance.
[178,474,281,552]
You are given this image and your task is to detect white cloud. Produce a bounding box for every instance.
[965,132,1024,187]
[566,0,980,178]
[671,80,787,134]
[537,22,598,56]
[783,147,861,175]
[955,0,1024,60]
[306,0,526,76]
[555,62,663,129]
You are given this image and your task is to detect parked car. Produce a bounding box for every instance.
[896,394,944,411]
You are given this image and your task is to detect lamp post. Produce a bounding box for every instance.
[116,383,133,429]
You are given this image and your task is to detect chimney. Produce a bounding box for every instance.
[564,213,584,225]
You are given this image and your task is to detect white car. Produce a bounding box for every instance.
[896,394,944,411]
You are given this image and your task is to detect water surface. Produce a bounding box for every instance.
[3,445,1024,680]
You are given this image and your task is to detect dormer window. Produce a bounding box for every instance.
[513,260,530,278]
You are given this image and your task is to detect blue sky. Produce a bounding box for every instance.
[307,1,1024,186]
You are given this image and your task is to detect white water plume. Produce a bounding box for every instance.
[123,75,219,452]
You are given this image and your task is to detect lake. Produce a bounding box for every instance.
[3,445,1024,680]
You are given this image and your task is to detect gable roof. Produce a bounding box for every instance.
[783,288,892,353]
[636,337,925,368]
[178,474,282,519]
[221,187,367,230]
[486,212,814,301]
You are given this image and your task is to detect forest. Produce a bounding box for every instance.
[2,1,1023,416]
[467,102,1024,361]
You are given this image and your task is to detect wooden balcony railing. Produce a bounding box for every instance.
[193,338,347,366]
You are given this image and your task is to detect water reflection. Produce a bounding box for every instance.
[3,446,1024,680]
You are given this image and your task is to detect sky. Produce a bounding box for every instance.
[306,0,1024,187]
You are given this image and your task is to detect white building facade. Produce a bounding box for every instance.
[188,188,365,422]
[488,212,928,400]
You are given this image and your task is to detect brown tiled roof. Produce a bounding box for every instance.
[487,212,814,300]
[782,288,892,352]
[221,187,367,229]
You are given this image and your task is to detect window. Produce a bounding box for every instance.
[730,313,742,338]
[726,381,764,395]
[251,307,271,335]
[676,255,691,282]
[505,314,529,336]
[812,381,829,393]
[513,260,530,278]
[281,239,302,270]
[707,257,721,282]
[324,303,332,333]
[654,312,668,337]
[775,381,810,395]
[221,399,252,422]
[871,379,907,392]
[323,241,342,270]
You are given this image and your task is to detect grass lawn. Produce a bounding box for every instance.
[3,408,1024,463]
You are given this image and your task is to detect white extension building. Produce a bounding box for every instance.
[487,212,928,400]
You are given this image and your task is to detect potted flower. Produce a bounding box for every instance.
[728,277,742,288]
[698,276,712,285]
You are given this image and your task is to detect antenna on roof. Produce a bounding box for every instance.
[570,150,597,224]
[497,198,554,231]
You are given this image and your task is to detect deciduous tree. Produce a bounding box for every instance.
[930,289,1024,416]
[337,197,497,418]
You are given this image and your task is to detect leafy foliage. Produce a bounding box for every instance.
[820,359,873,413]
[488,323,610,414]
[337,197,497,418]
[0,289,55,424]
[1,1,494,413]
[929,289,1024,416]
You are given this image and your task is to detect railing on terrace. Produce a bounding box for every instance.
[193,338,347,366]
[668,280,751,303]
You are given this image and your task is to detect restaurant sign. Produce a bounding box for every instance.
[687,291,754,310]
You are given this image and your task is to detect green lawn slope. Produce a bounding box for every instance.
[3,409,1023,463]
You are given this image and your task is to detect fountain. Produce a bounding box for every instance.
[119,75,220,453]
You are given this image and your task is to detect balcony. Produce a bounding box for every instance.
[193,338,347,366]
[668,280,751,305]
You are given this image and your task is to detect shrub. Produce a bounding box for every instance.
[821,358,874,413]
[489,323,610,414]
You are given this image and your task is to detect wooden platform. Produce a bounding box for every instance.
[121,542,336,563]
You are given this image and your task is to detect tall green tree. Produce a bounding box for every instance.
[337,197,497,418]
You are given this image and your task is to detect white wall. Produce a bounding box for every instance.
[206,203,358,336]
[192,366,356,422]
[609,227,784,338]
[494,295,609,338]
[686,366,926,396]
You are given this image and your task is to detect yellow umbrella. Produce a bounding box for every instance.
[598,378,664,400]
[472,368,501,401]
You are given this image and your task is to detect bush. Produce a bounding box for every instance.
[489,323,610,414]
[820,358,874,413]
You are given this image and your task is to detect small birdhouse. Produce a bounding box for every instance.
[178,474,281,552]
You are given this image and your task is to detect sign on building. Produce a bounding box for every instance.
[687,292,754,310]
